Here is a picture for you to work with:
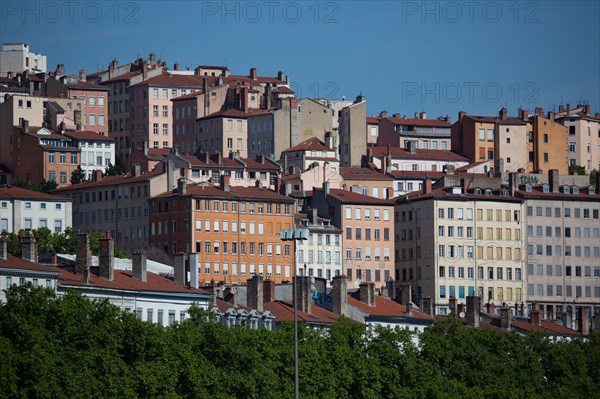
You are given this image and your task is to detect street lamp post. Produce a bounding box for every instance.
[280,227,308,399]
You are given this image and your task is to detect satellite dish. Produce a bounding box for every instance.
[459,311,465,318]
[354,278,362,288]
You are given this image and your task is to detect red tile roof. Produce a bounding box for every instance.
[0,185,69,201]
[263,300,339,324]
[59,267,210,295]
[54,170,162,191]
[171,90,204,102]
[367,117,381,124]
[348,296,432,320]
[510,318,579,336]
[273,86,295,94]
[101,70,142,84]
[0,254,62,274]
[155,185,294,203]
[464,115,527,126]
[66,81,109,91]
[325,188,394,205]
[197,108,257,120]
[182,154,280,171]
[63,130,115,142]
[340,167,393,181]
[369,146,469,162]
[284,137,332,152]
[0,85,29,92]
[138,72,205,87]
[385,117,452,128]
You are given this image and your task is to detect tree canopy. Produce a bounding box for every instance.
[1,285,599,399]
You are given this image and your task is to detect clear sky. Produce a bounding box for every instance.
[2,1,599,120]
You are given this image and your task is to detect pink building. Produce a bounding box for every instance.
[129,72,204,150]
[311,184,395,287]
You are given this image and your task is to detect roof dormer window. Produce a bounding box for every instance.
[485,189,492,196]
[563,186,570,194]
[525,184,532,192]
[543,185,549,193]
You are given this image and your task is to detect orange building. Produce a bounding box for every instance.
[149,177,295,285]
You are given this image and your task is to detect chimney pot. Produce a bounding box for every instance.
[359,282,376,307]
[0,238,7,260]
[189,253,199,289]
[500,305,512,330]
[247,275,264,312]
[99,233,114,281]
[173,253,187,285]
[132,251,147,282]
[466,296,480,327]
[332,275,348,315]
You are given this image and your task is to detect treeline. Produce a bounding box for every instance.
[1,227,128,258]
[1,285,599,399]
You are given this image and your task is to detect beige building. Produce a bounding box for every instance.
[0,43,47,75]
[519,170,600,325]
[556,104,600,173]
[339,95,367,167]
[195,109,251,157]
[526,111,569,175]
[395,181,525,315]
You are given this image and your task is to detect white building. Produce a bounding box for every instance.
[0,186,72,233]
[63,130,116,178]
[0,43,47,75]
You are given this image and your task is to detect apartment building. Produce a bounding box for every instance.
[149,177,295,285]
[311,184,395,288]
[556,104,600,172]
[519,170,600,324]
[247,98,334,160]
[164,151,280,189]
[451,108,528,173]
[295,209,343,284]
[339,95,367,167]
[129,72,205,150]
[339,167,394,200]
[0,185,72,233]
[395,181,525,315]
[195,109,253,157]
[0,43,47,75]
[280,136,338,173]
[376,111,452,150]
[63,130,115,179]
[54,165,177,254]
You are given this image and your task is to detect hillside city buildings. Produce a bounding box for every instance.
[0,42,599,335]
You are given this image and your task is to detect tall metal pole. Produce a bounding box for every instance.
[293,237,299,399]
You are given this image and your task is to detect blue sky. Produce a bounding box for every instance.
[2,1,599,119]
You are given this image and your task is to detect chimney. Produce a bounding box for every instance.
[76,233,90,274]
[173,253,187,285]
[55,64,65,76]
[189,253,199,289]
[250,67,257,80]
[508,172,517,196]
[98,233,114,281]
[132,251,147,282]
[332,275,348,315]
[385,278,396,300]
[530,308,542,326]
[485,301,496,314]
[578,307,590,335]
[178,178,187,195]
[132,163,141,177]
[457,303,465,315]
[449,296,457,316]
[255,180,263,188]
[310,208,318,225]
[500,304,512,331]
[174,63,180,71]
[359,282,376,307]
[92,169,103,182]
[277,70,285,81]
[423,179,432,194]
[583,104,590,115]
[78,69,86,82]
[247,275,264,312]
[418,296,431,317]
[549,169,559,193]
[263,279,275,303]
[461,177,468,193]
[458,111,466,122]
[386,187,393,199]
[395,282,410,306]
[220,175,230,192]
[21,118,29,134]
[241,87,249,113]
[379,110,388,118]
[7,71,12,79]
[295,275,312,314]
[519,108,529,120]
[419,111,427,119]
[566,103,571,114]
[325,131,333,149]
[149,53,156,65]
[323,181,330,195]
[466,296,480,327]
[163,159,175,190]
[406,302,414,316]
[0,238,6,260]
[499,107,507,120]
[224,287,238,307]
[534,106,543,116]
[142,61,148,80]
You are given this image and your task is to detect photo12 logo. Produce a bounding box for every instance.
[1,1,140,24]
[401,81,539,104]
[200,2,339,23]
[400,1,540,23]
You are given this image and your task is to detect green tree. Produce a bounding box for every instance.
[590,169,598,185]
[70,165,86,185]
[568,164,586,175]
[104,154,126,176]
[0,231,19,255]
